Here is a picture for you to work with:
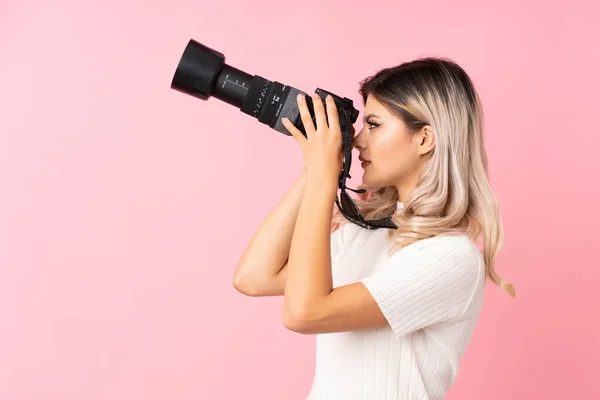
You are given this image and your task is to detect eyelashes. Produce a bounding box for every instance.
[366,120,380,130]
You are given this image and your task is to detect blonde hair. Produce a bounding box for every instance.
[332,58,516,298]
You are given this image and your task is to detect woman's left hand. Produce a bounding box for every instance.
[282,93,343,184]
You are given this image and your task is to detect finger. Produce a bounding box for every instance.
[296,94,316,138]
[325,95,340,133]
[312,94,327,131]
[282,117,307,146]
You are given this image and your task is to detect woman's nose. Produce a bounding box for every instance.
[352,130,363,149]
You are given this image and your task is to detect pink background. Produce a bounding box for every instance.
[1,0,599,399]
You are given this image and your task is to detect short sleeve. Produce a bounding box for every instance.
[359,236,483,338]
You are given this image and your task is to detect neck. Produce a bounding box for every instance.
[394,167,422,203]
[395,183,417,203]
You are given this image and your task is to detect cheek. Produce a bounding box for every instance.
[371,136,415,178]
[376,133,406,161]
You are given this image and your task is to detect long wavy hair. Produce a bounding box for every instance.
[332,57,516,298]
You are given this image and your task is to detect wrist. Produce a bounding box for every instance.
[306,166,338,182]
[306,172,338,198]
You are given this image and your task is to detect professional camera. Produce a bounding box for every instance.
[170,39,358,141]
[170,39,397,230]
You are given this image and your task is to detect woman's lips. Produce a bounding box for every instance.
[359,155,370,168]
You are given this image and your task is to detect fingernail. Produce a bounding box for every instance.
[297,94,303,102]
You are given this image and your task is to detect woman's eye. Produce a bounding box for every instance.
[367,121,380,129]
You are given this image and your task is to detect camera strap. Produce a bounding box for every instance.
[336,111,398,230]
[338,112,366,194]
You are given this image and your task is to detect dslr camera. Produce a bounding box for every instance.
[170,39,397,230]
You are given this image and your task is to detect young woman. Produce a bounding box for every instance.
[233,57,515,399]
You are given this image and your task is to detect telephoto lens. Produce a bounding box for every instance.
[170,39,358,138]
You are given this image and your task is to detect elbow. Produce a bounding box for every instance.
[232,273,258,296]
[232,274,245,294]
[283,310,307,333]
[283,306,316,334]
[233,269,279,297]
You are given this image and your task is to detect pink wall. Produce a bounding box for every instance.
[1,0,599,399]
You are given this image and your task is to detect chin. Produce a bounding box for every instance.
[362,171,393,190]
[361,172,379,188]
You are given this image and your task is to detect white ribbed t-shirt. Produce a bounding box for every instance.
[306,202,486,400]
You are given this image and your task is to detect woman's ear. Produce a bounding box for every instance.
[417,125,435,155]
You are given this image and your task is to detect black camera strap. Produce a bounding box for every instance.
[336,110,398,230]
[338,113,365,194]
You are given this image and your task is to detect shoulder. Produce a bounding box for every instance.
[397,234,479,257]
[389,234,484,279]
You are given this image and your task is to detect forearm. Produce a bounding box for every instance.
[284,174,338,319]
[234,168,308,283]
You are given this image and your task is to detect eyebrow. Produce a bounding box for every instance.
[363,113,381,121]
